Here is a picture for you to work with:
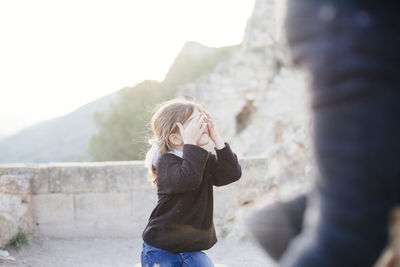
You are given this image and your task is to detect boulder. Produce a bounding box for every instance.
[0,174,33,248]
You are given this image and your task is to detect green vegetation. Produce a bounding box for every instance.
[219,227,230,239]
[89,80,168,161]
[89,42,238,161]
[5,230,28,251]
[162,42,238,91]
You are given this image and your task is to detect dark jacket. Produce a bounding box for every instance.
[142,143,242,253]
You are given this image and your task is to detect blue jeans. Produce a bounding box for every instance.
[280,1,400,267]
[141,242,214,267]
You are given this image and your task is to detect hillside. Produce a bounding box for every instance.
[0,92,120,163]
[0,42,237,163]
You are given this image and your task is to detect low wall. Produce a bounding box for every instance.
[0,157,306,246]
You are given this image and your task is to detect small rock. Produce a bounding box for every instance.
[0,250,10,258]
[0,249,16,261]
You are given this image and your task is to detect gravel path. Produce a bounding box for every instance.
[1,237,276,267]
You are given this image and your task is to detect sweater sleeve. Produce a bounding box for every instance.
[157,144,209,194]
[209,142,242,186]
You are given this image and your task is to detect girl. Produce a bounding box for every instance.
[141,98,242,267]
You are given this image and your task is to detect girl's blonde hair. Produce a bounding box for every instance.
[144,98,204,184]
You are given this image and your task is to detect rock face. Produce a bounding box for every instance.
[0,174,34,248]
[180,0,313,195]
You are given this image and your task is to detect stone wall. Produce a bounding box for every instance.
[0,157,309,248]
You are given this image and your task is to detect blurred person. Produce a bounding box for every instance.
[247,0,400,266]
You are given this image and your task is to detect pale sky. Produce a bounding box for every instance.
[0,0,255,137]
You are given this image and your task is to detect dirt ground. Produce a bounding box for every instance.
[1,237,276,267]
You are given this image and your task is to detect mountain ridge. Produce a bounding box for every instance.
[0,41,238,163]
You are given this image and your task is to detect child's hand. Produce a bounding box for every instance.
[203,110,225,149]
[176,114,207,145]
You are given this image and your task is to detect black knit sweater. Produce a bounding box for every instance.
[142,143,242,253]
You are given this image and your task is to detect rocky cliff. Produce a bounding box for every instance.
[180,0,313,198]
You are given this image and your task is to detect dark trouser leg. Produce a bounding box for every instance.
[281,1,400,266]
